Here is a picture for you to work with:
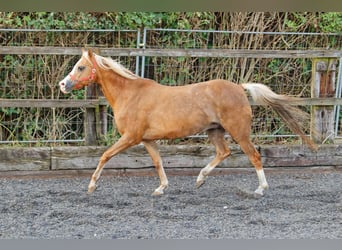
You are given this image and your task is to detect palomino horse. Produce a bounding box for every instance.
[59,49,317,196]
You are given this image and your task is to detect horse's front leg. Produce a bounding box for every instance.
[88,136,138,194]
[143,140,168,195]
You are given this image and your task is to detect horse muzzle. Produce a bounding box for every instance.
[59,79,76,94]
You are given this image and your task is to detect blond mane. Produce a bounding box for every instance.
[84,52,139,80]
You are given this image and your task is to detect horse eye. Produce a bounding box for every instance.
[78,66,85,71]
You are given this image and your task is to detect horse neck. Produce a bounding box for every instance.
[97,69,138,110]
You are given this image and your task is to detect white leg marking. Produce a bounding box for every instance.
[255,169,269,195]
[88,182,97,194]
[152,161,168,196]
[88,168,103,194]
[196,163,214,188]
[152,185,166,196]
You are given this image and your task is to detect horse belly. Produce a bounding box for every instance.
[143,111,212,140]
[141,84,226,140]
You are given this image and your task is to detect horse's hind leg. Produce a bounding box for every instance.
[220,110,269,196]
[229,125,269,196]
[237,137,269,195]
[196,129,231,188]
[143,140,168,196]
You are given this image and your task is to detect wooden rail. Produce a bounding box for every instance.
[0,46,341,58]
[1,144,342,172]
[1,97,342,108]
[0,98,107,108]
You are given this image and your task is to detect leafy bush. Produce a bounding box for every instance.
[0,12,340,145]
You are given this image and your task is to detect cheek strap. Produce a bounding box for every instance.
[68,58,97,89]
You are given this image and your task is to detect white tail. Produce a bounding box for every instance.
[241,83,288,105]
[241,83,317,151]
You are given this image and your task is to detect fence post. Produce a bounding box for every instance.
[84,84,109,145]
[84,83,98,145]
[311,58,337,144]
[84,48,108,146]
[99,96,108,137]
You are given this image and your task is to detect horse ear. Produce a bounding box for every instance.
[87,49,94,59]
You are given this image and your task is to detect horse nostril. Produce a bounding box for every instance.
[60,82,65,86]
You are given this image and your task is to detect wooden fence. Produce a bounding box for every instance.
[0,46,342,145]
[1,144,342,173]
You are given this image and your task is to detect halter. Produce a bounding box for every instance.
[69,57,97,89]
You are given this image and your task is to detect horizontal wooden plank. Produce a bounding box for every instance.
[0,46,341,58]
[51,146,107,170]
[126,48,342,59]
[0,98,107,108]
[260,144,342,167]
[1,144,342,172]
[1,97,341,108]
[0,147,50,171]
[249,97,342,106]
[0,46,81,55]
[52,144,341,170]
[294,98,342,106]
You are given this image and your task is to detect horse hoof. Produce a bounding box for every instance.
[196,179,205,189]
[254,188,264,197]
[152,190,164,196]
[87,185,97,194]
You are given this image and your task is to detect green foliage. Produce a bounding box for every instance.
[113,12,164,29]
[0,12,340,34]
[0,12,341,145]
[267,59,282,74]
[319,12,342,33]
[284,12,342,33]
[0,12,216,31]
[284,13,311,32]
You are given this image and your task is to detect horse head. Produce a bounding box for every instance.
[59,49,97,93]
